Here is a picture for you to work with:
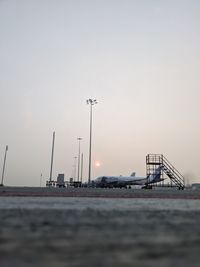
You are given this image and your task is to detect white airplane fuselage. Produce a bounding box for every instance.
[94,166,163,188]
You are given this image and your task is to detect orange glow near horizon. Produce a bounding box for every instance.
[95,161,101,167]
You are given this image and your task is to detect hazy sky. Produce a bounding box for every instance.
[1,0,200,186]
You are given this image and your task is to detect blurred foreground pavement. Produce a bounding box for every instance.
[0,197,200,267]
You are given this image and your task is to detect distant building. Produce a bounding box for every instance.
[57,174,65,187]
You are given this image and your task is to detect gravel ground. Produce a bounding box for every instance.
[0,197,200,267]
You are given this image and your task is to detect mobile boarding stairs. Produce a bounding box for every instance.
[146,154,185,190]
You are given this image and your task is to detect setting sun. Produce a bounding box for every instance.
[95,161,101,167]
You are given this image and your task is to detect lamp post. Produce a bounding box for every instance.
[80,152,83,183]
[40,173,42,187]
[49,131,55,183]
[1,145,8,186]
[77,137,82,182]
[74,156,77,181]
[86,98,98,184]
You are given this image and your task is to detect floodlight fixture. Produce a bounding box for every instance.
[87,98,98,106]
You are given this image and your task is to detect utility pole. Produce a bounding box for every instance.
[74,156,77,181]
[49,131,55,183]
[40,173,42,187]
[1,145,8,186]
[80,152,83,183]
[86,99,98,184]
[77,137,82,182]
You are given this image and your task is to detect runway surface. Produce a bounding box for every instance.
[0,197,200,267]
[1,187,200,266]
[0,186,200,199]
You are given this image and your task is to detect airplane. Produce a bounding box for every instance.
[93,165,164,189]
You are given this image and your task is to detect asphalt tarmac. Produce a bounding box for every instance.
[0,195,200,267]
[0,186,200,199]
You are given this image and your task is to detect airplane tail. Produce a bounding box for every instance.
[148,165,163,184]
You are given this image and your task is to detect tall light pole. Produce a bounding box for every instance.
[86,98,98,184]
[1,145,8,186]
[49,131,55,183]
[74,156,77,181]
[40,173,42,187]
[77,137,82,182]
[80,152,83,183]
